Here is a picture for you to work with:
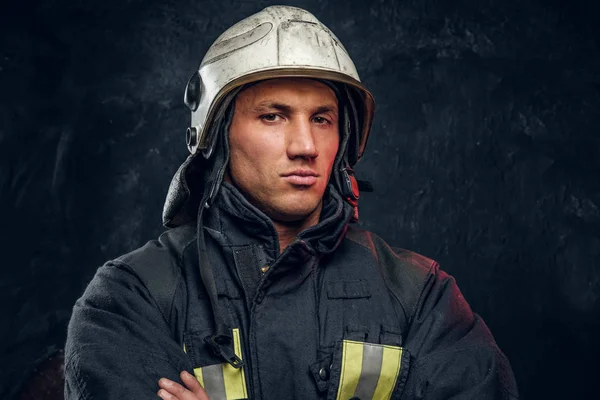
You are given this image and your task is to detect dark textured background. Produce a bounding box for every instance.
[1,0,599,398]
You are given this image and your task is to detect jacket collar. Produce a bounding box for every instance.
[204,181,354,261]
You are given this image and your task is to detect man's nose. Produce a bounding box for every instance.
[287,119,319,160]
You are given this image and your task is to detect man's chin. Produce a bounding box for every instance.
[268,207,317,223]
[266,199,322,223]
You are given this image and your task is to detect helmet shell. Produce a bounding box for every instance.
[185,5,375,164]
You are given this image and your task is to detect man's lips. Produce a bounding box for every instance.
[281,170,319,185]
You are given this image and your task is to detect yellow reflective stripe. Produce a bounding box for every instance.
[184,329,248,399]
[372,345,403,400]
[222,328,248,399]
[193,367,205,388]
[336,340,364,400]
[336,340,404,400]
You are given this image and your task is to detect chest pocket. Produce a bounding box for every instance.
[183,328,248,400]
[330,340,410,400]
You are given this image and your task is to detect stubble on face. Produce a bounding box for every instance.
[227,78,340,226]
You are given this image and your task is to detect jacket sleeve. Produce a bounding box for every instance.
[64,261,192,399]
[401,263,519,399]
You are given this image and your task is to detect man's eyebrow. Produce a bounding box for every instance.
[313,105,338,115]
[251,102,292,114]
[251,102,338,114]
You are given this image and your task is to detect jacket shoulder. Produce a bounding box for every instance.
[344,225,437,323]
[113,222,196,324]
[116,222,197,267]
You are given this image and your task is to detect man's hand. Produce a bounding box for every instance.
[157,371,210,400]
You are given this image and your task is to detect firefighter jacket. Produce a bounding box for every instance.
[64,182,519,399]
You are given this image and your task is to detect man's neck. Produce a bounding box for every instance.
[273,205,322,253]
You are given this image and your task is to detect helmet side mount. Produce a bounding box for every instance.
[184,71,202,112]
[185,71,204,154]
[186,126,200,152]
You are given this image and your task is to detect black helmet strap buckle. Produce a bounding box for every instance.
[340,166,360,222]
[204,326,244,369]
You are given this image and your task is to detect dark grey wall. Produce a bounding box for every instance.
[1,0,599,398]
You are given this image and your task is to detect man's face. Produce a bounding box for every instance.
[228,78,340,222]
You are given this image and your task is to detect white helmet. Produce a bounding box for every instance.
[184,5,374,162]
[164,5,375,227]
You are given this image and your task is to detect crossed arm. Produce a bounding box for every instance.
[65,261,517,399]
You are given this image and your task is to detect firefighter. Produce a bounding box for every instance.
[65,6,518,400]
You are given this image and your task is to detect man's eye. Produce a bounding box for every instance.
[261,114,279,122]
[313,116,330,124]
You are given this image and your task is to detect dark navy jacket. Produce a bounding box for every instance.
[64,182,518,399]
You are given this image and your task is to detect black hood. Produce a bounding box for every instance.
[162,79,370,229]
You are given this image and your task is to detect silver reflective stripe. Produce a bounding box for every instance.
[353,343,384,399]
[202,364,227,399]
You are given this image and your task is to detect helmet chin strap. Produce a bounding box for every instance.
[333,83,363,222]
[194,99,245,368]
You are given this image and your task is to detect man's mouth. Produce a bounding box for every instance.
[282,169,319,186]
